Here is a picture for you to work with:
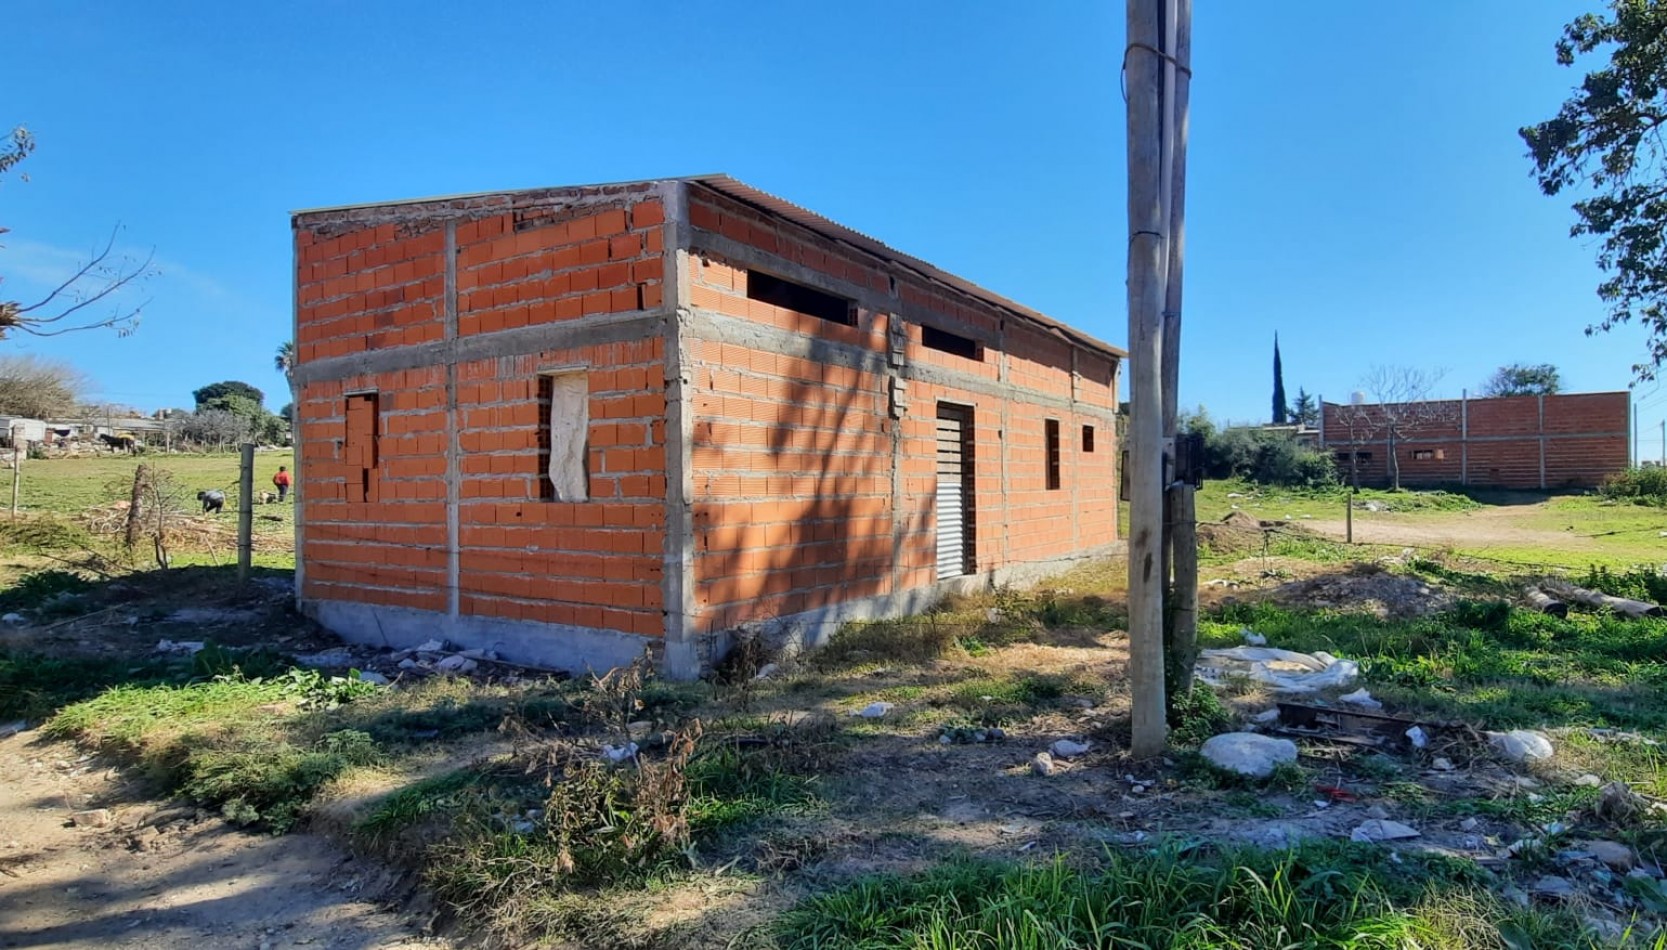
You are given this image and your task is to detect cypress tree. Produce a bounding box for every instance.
[1272,334,1289,424]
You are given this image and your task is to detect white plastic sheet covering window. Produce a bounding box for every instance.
[546,372,589,502]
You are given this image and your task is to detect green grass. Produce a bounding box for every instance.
[770,844,1598,949]
[0,650,184,721]
[1196,478,1484,523]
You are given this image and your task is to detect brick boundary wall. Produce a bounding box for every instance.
[1317,391,1630,490]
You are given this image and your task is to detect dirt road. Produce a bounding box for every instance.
[0,729,442,950]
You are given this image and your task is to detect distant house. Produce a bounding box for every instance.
[290,176,1125,678]
[1318,391,1629,490]
[0,417,47,446]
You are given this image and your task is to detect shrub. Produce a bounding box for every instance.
[1181,412,1337,488]
[1598,465,1667,504]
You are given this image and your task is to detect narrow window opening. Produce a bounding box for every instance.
[1045,419,1061,491]
[543,371,590,502]
[746,270,855,326]
[1082,424,1096,453]
[921,324,983,361]
[1412,449,1434,461]
[344,392,380,504]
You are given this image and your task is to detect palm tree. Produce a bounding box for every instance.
[275,341,295,381]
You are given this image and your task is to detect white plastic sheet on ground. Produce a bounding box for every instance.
[1195,646,1360,693]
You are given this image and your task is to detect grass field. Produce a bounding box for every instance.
[0,450,297,575]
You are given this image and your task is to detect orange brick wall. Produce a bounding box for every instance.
[298,369,450,614]
[297,224,447,362]
[454,340,666,638]
[685,186,1120,635]
[1320,392,1629,489]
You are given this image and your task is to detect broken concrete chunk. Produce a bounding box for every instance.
[1404,726,1428,749]
[1200,732,1298,779]
[1050,739,1091,759]
[435,655,478,674]
[1195,647,1359,693]
[1459,817,1480,832]
[1488,729,1554,763]
[1251,708,1281,724]
[357,671,389,686]
[413,639,446,653]
[397,658,419,670]
[753,663,779,681]
[852,702,893,719]
[1431,757,1456,772]
[1579,839,1637,871]
[1030,752,1056,776]
[1349,819,1420,843]
[154,639,206,655]
[1574,773,1602,787]
[69,808,112,829]
[1,612,24,625]
[1240,629,1267,646]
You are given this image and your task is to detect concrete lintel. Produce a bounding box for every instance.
[307,599,653,676]
[293,310,670,387]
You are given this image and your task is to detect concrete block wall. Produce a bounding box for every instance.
[1319,391,1629,489]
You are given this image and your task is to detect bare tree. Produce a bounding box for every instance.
[0,355,90,419]
[1,126,154,338]
[1339,366,1457,491]
[179,409,250,452]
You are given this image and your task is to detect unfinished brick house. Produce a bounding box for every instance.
[291,177,1123,677]
[1318,391,1629,490]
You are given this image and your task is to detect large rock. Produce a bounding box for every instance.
[1200,732,1298,779]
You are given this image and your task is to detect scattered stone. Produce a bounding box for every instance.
[627,720,654,739]
[1404,726,1428,749]
[1031,752,1056,776]
[987,727,1006,741]
[1431,757,1456,772]
[435,655,478,674]
[458,648,498,661]
[1,612,23,625]
[753,663,779,681]
[1488,729,1554,763]
[1574,773,1603,788]
[0,720,26,739]
[1061,696,1096,710]
[1251,708,1281,724]
[1364,804,1390,820]
[1050,739,1091,759]
[985,608,1006,623]
[1460,817,1480,832]
[154,639,206,655]
[413,639,446,653]
[853,701,893,719]
[165,607,259,625]
[1349,819,1420,843]
[1200,732,1297,779]
[1338,688,1383,711]
[69,808,112,829]
[397,658,419,670]
[1240,629,1267,646]
[1528,876,1576,900]
[939,734,953,745]
[357,671,389,686]
[1579,839,1637,871]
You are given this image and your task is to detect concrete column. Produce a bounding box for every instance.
[1460,390,1468,486]
[1538,393,1547,491]
[444,221,461,618]
[661,181,700,679]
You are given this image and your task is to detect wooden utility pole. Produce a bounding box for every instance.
[1125,0,1171,758]
[1159,0,1196,709]
[237,443,255,583]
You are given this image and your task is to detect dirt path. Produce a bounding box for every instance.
[1304,503,1584,555]
[0,729,444,950]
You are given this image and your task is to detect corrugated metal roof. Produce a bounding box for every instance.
[294,175,1126,360]
[685,175,1125,360]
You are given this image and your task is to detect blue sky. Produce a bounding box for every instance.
[5,2,1659,450]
